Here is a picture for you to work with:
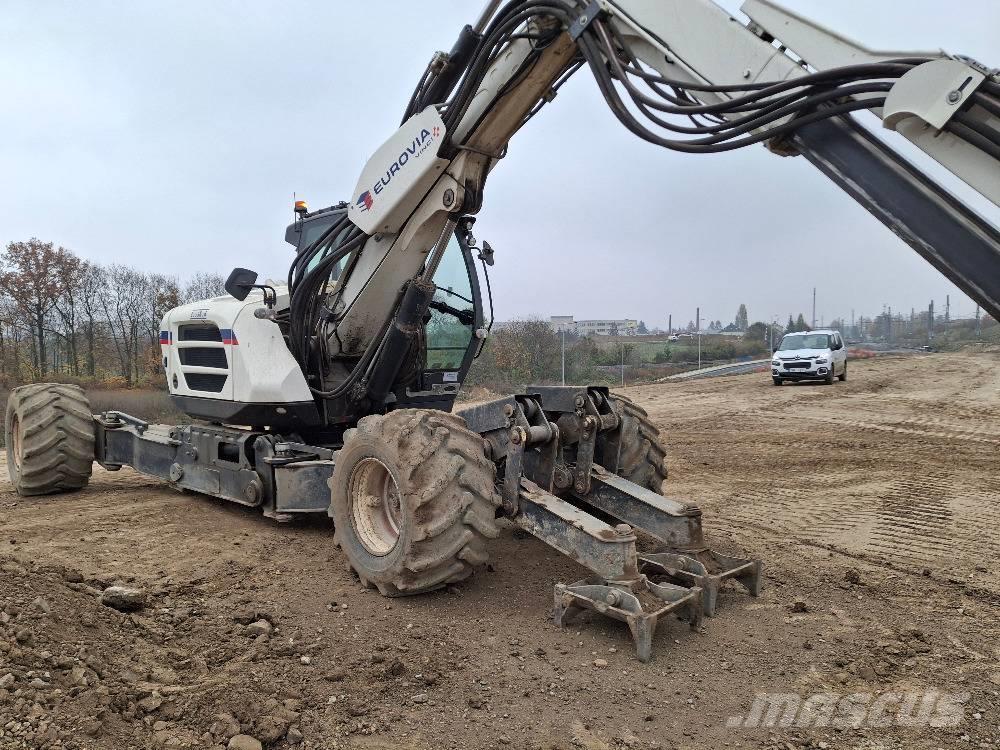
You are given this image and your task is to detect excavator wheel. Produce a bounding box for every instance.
[329,409,501,596]
[5,383,95,496]
[602,394,668,493]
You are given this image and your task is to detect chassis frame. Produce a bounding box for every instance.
[94,385,760,661]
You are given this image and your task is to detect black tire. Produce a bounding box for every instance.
[838,361,847,382]
[772,377,782,386]
[329,409,500,596]
[824,368,834,385]
[6,384,95,496]
[601,395,668,493]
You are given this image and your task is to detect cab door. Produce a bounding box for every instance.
[422,233,479,391]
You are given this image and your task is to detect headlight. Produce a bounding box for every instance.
[771,360,780,366]
[814,357,827,364]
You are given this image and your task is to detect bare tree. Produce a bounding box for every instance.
[78,263,106,378]
[101,265,150,385]
[146,274,181,376]
[51,251,88,376]
[183,272,226,304]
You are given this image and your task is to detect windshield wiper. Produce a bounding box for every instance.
[435,285,474,306]
[428,298,474,325]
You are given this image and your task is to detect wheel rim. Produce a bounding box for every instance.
[10,414,21,471]
[348,457,402,556]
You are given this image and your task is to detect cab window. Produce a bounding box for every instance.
[426,235,475,370]
[299,216,354,280]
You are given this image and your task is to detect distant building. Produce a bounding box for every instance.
[548,316,639,336]
[549,315,576,333]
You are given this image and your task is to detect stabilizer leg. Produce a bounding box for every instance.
[578,466,762,615]
[519,479,700,661]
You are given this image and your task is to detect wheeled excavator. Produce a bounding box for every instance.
[7,0,999,660]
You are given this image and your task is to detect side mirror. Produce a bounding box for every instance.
[225,268,259,301]
[772,346,778,353]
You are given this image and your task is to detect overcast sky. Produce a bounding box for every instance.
[2,1,997,330]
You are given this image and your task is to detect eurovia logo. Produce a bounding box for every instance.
[354,124,441,213]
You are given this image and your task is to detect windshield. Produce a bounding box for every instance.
[778,333,831,351]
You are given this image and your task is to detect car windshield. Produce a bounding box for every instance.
[778,333,830,351]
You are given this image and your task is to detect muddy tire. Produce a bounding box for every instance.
[6,383,95,496]
[329,409,501,596]
[602,395,668,493]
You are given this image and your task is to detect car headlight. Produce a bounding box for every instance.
[771,360,780,366]
[814,357,827,364]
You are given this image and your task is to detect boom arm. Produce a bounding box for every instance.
[294,0,1000,405]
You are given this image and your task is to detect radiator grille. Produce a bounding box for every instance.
[178,324,222,342]
[179,347,228,368]
[183,373,228,392]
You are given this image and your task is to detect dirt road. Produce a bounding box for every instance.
[1,352,998,750]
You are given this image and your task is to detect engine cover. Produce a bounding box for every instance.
[159,287,318,427]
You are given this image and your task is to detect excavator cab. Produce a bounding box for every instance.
[284,204,488,413]
[392,219,488,411]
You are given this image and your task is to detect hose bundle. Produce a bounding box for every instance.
[402,1,1000,158]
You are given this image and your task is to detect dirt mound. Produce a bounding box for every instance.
[0,556,317,749]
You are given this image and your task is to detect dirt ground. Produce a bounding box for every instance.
[1,351,999,750]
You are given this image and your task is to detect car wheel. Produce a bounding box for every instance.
[838,360,847,382]
[772,377,782,386]
[824,368,834,385]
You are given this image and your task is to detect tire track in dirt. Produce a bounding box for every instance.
[636,351,1000,590]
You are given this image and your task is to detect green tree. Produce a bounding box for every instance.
[796,313,809,331]
[744,321,768,342]
[735,304,749,331]
[637,320,648,334]
[652,345,672,363]
[0,239,75,376]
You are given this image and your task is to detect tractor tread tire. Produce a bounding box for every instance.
[605,394,668,492]
[6,383,95,496]
[330,409,500,597]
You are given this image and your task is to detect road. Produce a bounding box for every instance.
[1,351,998,750]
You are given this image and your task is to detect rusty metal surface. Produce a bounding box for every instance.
[583,466,704,548]
[516,478,639,582]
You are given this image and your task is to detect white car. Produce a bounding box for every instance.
[771,329,847,385]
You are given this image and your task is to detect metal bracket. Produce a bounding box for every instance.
[554,577,702,662]
[568,0,603,40]
[572,413,598,495]
[883,58,986,131]
[504,427,526,515]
